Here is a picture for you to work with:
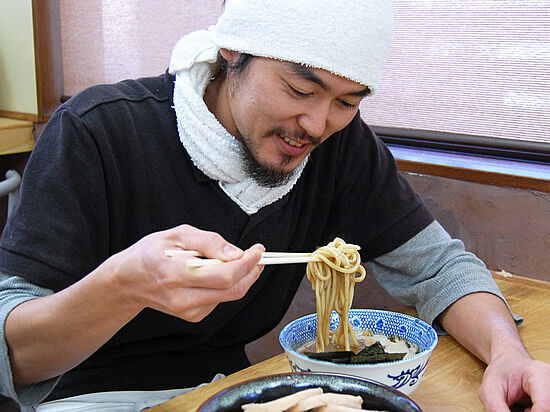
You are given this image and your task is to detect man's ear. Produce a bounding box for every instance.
[220,48,241,64]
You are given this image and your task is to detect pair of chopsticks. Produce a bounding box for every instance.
[164,249,319,267]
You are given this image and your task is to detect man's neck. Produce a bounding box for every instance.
[203,73,237,137]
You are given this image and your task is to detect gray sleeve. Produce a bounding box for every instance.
[365,220,521,334]
[0,274,61,408]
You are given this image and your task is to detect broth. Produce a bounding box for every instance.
[297,329,421,363]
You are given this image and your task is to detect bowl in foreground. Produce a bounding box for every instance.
[279,309,438,395]
[198,372,422,411]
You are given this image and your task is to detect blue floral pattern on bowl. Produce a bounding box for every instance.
[388,360,429,389]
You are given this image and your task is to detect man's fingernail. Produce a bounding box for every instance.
[224,245,242,258]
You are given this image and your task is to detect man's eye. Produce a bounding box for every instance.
[339,100,357,109]
[289,85,310,97]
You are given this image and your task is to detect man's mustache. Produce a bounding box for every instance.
[267,127,321,146]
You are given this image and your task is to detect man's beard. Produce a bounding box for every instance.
[237,129,298,188]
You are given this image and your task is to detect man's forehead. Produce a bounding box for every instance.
[283,62,371,96]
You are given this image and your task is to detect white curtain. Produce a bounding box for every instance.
[362,0,550,145]
[60,0,550,145]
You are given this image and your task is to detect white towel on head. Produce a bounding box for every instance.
[169,28,218,74]
[214,0,394,93]
[169,29,309,215]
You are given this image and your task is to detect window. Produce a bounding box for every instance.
[58,0,550,163]
[360,0,550,163]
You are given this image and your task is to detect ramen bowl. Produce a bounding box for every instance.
[279,309,438,395]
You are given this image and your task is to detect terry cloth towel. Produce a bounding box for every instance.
[168,28,309,215]
[213,0,394,93]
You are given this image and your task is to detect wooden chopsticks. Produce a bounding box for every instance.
[164,249,319,267]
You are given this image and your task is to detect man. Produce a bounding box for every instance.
[1,0,549,410]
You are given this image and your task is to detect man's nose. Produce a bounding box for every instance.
[297,102,331,139]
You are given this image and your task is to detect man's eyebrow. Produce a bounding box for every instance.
[349,86,371,97]
[286,63,371,96]
[287,63,329,90]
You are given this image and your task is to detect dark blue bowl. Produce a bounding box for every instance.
[198,372,423,411]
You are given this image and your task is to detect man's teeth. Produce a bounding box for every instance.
[282,135,304,147]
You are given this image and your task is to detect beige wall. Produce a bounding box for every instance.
[0,0,37,115]
[403,172,550,282]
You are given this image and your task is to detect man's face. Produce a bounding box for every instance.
[216,51,369,186]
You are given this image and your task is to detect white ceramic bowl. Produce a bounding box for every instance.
[279,309,438,395]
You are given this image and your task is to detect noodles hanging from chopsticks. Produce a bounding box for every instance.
[306,237,366,352]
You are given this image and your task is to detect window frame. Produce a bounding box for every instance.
[31,0,64,123]
[374,127,550,164]
[377,127,550,192]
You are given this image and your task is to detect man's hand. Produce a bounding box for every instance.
[479,350,550,412]
[110,224,266,322]
[6,224,265,386]
[438,292,550,412]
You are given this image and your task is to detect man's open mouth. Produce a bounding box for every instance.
[280,134,304,148]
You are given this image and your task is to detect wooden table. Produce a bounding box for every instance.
[150,273,550,412]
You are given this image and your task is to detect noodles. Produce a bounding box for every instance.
[306,237,366,352]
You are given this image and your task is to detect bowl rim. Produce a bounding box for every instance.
[197,371,423,411]
[279,308,438,368]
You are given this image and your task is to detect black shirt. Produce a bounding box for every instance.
[0,72,433,399]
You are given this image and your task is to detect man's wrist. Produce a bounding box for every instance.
[90,253,144,317]
[487,323,530,364]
